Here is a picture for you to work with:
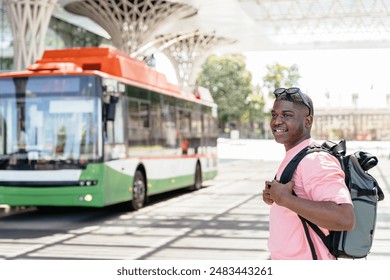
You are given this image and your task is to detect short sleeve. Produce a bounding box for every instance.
[295,151,352,205]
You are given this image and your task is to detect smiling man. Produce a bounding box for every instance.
[262,87,355,260]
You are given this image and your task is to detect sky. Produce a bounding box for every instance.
[155,48,390,109]
[244,48,390,109]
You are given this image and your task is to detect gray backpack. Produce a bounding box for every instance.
[280,140,384,259]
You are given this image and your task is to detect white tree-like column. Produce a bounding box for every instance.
[64,0,197,55]
[4,0,57,70]
[153,30,235,88]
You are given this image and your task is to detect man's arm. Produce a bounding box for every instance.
[264,180,355,231]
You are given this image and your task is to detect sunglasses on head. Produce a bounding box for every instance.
[273,87,312,116]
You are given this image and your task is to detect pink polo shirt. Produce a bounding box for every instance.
[268,138,352,260]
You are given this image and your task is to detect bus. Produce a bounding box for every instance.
[0,47,218,210]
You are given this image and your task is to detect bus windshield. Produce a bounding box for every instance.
[0,75,102,170]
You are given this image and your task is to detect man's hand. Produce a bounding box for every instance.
[262,181,274,205]
[263,180,295,206]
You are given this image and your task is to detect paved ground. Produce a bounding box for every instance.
[0,157,389,260]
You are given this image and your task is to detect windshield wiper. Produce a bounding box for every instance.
[0,150,87,170]
[48,159,87,169]
[0,149,31,169]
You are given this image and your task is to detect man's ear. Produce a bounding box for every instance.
[305,115,313,128]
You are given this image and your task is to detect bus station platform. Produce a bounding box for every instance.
[1,156,389,260]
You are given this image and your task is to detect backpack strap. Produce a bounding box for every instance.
[300,216,318,260]
[279,145,324,184]
[279,144,331,260]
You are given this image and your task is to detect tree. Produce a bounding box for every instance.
[196,53,253,133]
[241,84,265,138]
[263,63,301,95]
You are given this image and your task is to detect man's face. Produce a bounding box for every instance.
[270,100,312,151]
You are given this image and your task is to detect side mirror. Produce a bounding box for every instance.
[106,96,119,121]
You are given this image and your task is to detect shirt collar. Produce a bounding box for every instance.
[286,138,317,158]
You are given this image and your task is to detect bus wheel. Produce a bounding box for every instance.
[131,170,146,210]
[190,163,202,191]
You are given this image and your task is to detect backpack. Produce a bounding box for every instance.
[280,139,385,259]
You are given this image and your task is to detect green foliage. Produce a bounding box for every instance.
[242,86,265,124]
[196,53,253,126]
[263,63,301,95]
[195,55,301,138]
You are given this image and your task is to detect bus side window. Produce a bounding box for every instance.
[0,112,4,154]
[179,110,191,133]
[178,109,191,154]
[140,103,150,128]
[163,105,176,148]
[127,99,150,147]
[128,100,139,129]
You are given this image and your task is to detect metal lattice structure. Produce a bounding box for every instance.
[152,30,236,87]
[239,0,390,44]
[50,17,107,48]
[4,0,57,70]
[64,0,198,54]
[3,0,390,73]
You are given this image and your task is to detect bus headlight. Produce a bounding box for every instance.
[79,194,93,202]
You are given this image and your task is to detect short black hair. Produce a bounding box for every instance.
[275,91,314,116]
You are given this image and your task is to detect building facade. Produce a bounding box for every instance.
[313,108,390,141]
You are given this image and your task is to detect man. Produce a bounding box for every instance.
[262,87,355,260]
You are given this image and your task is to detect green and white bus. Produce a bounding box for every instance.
[0,47,218,210]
